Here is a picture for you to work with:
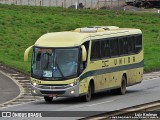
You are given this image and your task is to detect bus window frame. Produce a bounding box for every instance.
[100,38,111,59]
[90,34,142,61]
[31,46,81,81]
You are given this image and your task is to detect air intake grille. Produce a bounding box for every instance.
[40,91,65,95]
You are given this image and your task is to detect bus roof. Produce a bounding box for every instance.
[34,27,142,47]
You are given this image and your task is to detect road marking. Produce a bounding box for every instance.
[12,76,25,79]
[143,77,160,82]
[8,73,19,76]
[87,100,115,107]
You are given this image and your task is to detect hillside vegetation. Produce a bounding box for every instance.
[0,4,160,73]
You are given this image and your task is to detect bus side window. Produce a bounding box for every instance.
[80,41,90,73]
[101,39,110,58]
[128,36,135,54]
[91,41,100,60]
[135,35,142,53]
[110,38,118,57]
[83,41,89,61]
[119,37,124,55]
[124,37,128,54]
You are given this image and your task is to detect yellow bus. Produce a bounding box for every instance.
[24,26,143,102]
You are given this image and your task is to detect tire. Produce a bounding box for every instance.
[111,76,126,95]
[82,83,92,102]
[118,76,127,95]
[44,96,53,102]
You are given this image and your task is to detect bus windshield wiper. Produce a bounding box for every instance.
[55,63,65,79]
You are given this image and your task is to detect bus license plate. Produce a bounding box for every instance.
[49,94,57,97]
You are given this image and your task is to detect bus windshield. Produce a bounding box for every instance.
[31,47,79,80]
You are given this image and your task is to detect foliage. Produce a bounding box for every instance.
[0,4,160,73]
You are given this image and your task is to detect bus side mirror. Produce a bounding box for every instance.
[24,45,33,62]
[81,45,87,62]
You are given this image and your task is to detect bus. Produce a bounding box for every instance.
[24,26,143,102]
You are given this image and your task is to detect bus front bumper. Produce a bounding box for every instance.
[30,84,79,97]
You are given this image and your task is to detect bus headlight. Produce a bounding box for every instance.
[32,82,38,87]
[69,82,77,87]
[68,79,79,87]
[69,83,74,87]
[33,82,37,86]
[70,90,75,94]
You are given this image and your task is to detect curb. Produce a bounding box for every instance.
[0,70,24,107]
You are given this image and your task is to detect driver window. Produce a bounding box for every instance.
[80,41,89,72]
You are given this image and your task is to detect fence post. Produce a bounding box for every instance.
[75,2,78,9]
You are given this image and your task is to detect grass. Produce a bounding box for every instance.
[0,4,160,73]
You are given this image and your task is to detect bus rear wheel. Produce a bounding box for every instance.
[111,76,126,95]
[44,96,53,102]
[118,76,126,95]
[82,83,92,102]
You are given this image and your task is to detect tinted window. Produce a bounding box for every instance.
[128,36,135,53]
[135,35,142,53]
[90,34,142,60]
[119,37,124,55]
[123,37,128,54]
[101,39,110,58]
[110,38,118,56]
[91,41,100,60]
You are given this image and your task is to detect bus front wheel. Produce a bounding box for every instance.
[44,96,53,102]
[82,83,92,102]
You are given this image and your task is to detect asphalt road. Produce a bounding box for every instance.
[0,71,20,104]
[0,77,160,120]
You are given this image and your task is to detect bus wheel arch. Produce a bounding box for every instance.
[90,79,95,94]
[111,73,127,95]
[120,74,127,95]
[123,73,127,86]
[82,79,95,102]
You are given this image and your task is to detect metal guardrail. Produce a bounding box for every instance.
[84,101,160,120]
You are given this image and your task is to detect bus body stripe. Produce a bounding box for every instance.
[80,60,144,80]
